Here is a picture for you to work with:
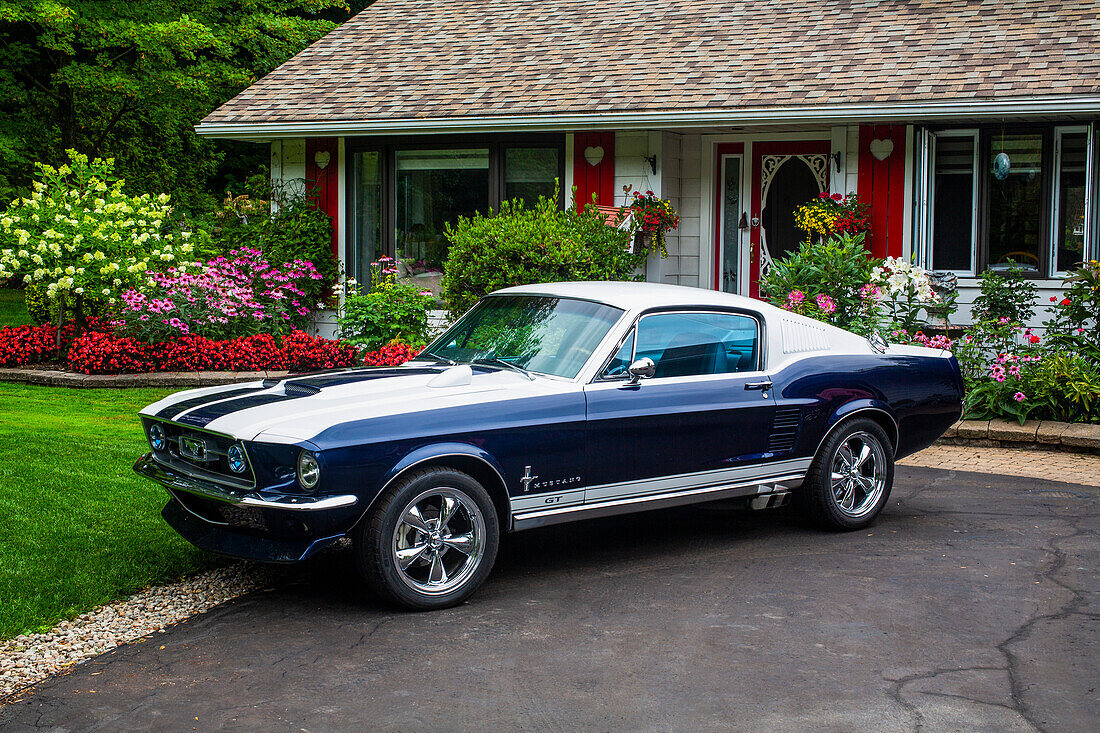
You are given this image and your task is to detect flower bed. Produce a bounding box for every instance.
[0,322,418,374]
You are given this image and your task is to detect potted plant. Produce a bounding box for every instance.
[624,187,679,257]
[793,192,871,241]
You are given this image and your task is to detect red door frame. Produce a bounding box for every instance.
[748,140,831,298]
[712,143,745,291]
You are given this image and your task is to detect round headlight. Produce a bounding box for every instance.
[227,444,248,474]
[149,423,166,451]
[297,450,321,490]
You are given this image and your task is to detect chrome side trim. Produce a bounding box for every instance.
[512,473,805,531]
[583,457,811,503]
[135,454,357,512]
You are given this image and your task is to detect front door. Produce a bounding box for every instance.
[748,141,831,297]
[583,311,778,503]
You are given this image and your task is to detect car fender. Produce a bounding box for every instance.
[349,442,511,528]
[819,400,900,456]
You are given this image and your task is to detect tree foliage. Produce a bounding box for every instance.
[0,1,353,210]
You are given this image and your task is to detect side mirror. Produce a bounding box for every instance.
[626,357,656,385]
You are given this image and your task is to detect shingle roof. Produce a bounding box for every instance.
[201,0,1100,129]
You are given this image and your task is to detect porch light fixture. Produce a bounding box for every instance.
[832,151,842,172]
[644,155,657,175]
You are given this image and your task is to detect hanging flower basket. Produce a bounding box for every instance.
[625,188,679,258]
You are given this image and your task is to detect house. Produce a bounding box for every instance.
[197,0,1100,330]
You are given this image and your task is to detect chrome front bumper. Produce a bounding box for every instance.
[133,453,357,511]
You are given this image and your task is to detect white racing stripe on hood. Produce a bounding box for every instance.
[203,370,576,443]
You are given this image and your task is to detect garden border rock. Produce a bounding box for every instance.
[939,419,1100,455]
[0,368,288,388]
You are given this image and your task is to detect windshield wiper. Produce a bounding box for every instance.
[416,350,456,366]
[471,357,535,380]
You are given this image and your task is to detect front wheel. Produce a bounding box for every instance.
[796,417,894,531]
[354,467,499,610]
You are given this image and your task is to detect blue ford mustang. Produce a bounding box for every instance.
[135,282,963,609]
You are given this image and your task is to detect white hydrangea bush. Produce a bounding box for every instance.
[870,256,939,333]
[0,150,196,323]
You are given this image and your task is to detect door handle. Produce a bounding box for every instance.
[744,380,772,391]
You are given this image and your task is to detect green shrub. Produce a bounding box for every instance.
[971,264,1037,325]
[964,350,1100,424]
[441,189,647,314]
[759,233,880,334]
[337,257,436,351]
[1043,259,1100,364]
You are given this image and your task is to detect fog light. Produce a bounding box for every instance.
[149,423,166,451]
[297,450,320,490]
[227,444,248,474]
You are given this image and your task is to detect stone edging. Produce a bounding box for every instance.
[940,419,1100,454]
[0,368,288,389]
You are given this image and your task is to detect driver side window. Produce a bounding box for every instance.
[636,312,760,379]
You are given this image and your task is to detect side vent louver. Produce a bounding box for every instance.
[768,407,801,453]
[284,382,322,397]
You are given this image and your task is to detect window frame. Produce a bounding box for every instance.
[920,121,1098,279]
[1050,125,1094,278]
[346,134,565,281]
[594,307,766,382]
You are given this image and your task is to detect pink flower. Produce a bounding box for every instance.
[815,294,836,314]
[1013,391,1025,402]
[787,290,805,307]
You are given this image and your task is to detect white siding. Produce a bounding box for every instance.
[271,138,307,202]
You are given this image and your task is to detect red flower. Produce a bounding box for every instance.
[1060,298,1072,306]
[1050,296,1057,302]
[1029,335,1041,344]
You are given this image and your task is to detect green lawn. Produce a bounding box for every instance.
[0,383,213,639]
[0,288,32,327]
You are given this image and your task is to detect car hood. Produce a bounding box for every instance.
[139,364,576,444]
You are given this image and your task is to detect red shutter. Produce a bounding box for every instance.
[856,125,907,259]
[305,138,340,258]
[573,131,616,207]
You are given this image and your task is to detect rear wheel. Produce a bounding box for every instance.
[796,417,894,530]
[354,467,499,610]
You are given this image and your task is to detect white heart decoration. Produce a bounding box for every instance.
[869,139,894,161]
[313,150,331,170]
[583,146,605,167]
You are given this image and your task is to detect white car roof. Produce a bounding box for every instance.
[494,281,780,315]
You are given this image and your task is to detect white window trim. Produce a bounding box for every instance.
[1050,124,1095,277]
[925,129,980,276]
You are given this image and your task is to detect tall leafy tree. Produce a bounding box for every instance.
[0,1,354,211]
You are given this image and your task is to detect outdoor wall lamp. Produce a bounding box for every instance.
[643,155,658,175]
[832,151,842,172]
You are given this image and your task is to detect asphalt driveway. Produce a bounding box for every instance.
[2,466,1097,731]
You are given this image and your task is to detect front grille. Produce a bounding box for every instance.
[147,420,254,489]
[767,407,801,453]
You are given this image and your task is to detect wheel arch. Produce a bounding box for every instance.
[353,443,512,531]
[816,403,899,458]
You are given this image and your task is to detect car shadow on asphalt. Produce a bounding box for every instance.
[271,503,830,612]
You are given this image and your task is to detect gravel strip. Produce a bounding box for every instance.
[0,563,274,702]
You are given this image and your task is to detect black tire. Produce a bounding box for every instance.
[354,467,499,610]
[795,417,894,531]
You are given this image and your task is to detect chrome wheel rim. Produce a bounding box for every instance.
[829,431,887,519]
[392,487,486,596]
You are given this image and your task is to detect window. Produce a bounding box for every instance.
[987,133,1044,273]
[614,312,760,379]
[396,149,489,272]
[427,295,623,379]
[351,151,383,286]
[504,147,560,203]
[349,136,565,287]
[930,132,978,273]
[922,123,1097,278]
[1053,129,1090,275]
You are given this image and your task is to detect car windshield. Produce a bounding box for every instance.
[421,295,624,379]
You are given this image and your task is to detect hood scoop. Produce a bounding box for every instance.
[427,365,473,388]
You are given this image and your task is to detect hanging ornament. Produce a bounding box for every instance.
[992,152,1011,181]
